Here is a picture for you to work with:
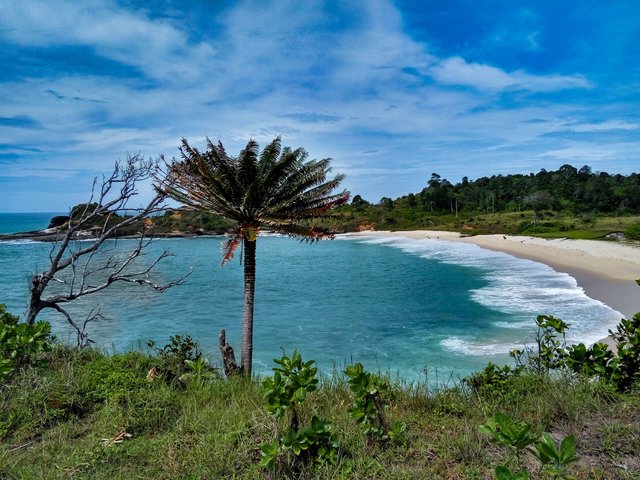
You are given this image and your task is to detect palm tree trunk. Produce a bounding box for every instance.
[241,237,256,375]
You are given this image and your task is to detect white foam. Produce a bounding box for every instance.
[0,239,39,245]
[440,336,519,356]
[354,236,623,347]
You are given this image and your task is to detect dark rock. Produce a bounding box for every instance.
[48,215,70,229]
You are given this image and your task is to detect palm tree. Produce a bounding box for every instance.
[157,137,349,375]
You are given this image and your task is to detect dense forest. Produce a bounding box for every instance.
[336,164,640,237]
[359,164,640,215]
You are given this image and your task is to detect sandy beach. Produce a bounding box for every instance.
[346,230,640,321]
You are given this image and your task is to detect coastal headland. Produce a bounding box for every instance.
[347,230,640,320]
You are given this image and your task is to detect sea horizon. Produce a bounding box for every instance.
[0,212,66,234]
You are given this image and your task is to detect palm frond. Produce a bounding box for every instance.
[156,136,349,248]
[221,230,243,265]
[266,222,335,242]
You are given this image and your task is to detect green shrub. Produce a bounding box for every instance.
[463,363,523,397]
[510,315,569,375]
[624,223,640,240]
[147,334,204,384]
[480,412,579,479]
[0,304,53,382]
[609,313,640,391]
[344,362,405,444]
[565,313,640,392]
[81,352,154,401]
[260,351,339,471]
[565,342,618,380]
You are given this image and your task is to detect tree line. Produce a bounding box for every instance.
[354,164,640,216]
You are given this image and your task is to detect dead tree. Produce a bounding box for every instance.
[25,154,190,347]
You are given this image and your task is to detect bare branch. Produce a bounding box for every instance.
[25,155,189,347]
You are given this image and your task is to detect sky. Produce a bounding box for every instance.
[1,0,639,212]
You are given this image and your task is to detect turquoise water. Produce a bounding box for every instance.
[0,212,64,234]
[0,217,623,382]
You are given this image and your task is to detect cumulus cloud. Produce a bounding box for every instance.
[0,0,637,209]
[0,0,216,84]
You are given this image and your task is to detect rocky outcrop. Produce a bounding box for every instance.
[0,210,236,242]
[47,215,70,229]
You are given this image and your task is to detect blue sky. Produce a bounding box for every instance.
[1,0,639,212]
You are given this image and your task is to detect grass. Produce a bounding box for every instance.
[1,346,639,479]
[336,205,640,241]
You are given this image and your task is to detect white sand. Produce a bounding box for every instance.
[345,230,640,320]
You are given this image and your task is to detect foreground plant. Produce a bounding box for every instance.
[608,313,640,391]
[480,412,579,479]
[532,433,579,479]
[495,465,530,480]
[0,304,52,382]
[480,412,537,469]
[510,315,569,376]
[260,351,339,470]
[157,137,349,375]
[147,335,216,385]
[344,362,405,444]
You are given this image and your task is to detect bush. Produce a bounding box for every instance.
[609,313,640,391]
[147,334,207,384]
[344,362,405,443]
[260,351,339,471]
[463,363,522,397]
[565,342,617,380]
[510,315,569,376]
[0,304,53,382]
[624,223,640,240]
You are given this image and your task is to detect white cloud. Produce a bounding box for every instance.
[0,0,637,210]
[0,0,216,84]
[562,120,640,132]
[430,56,592,92]
[540,141,640,164]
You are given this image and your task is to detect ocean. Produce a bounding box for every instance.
[0,212,65,234]
[0,214,622,382]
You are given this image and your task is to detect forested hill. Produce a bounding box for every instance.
[336,164,640,237]
[372,164,640,214]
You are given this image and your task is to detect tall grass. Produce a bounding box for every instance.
[1,346,638,479]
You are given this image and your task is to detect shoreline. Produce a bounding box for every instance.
[346,230,640,332]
